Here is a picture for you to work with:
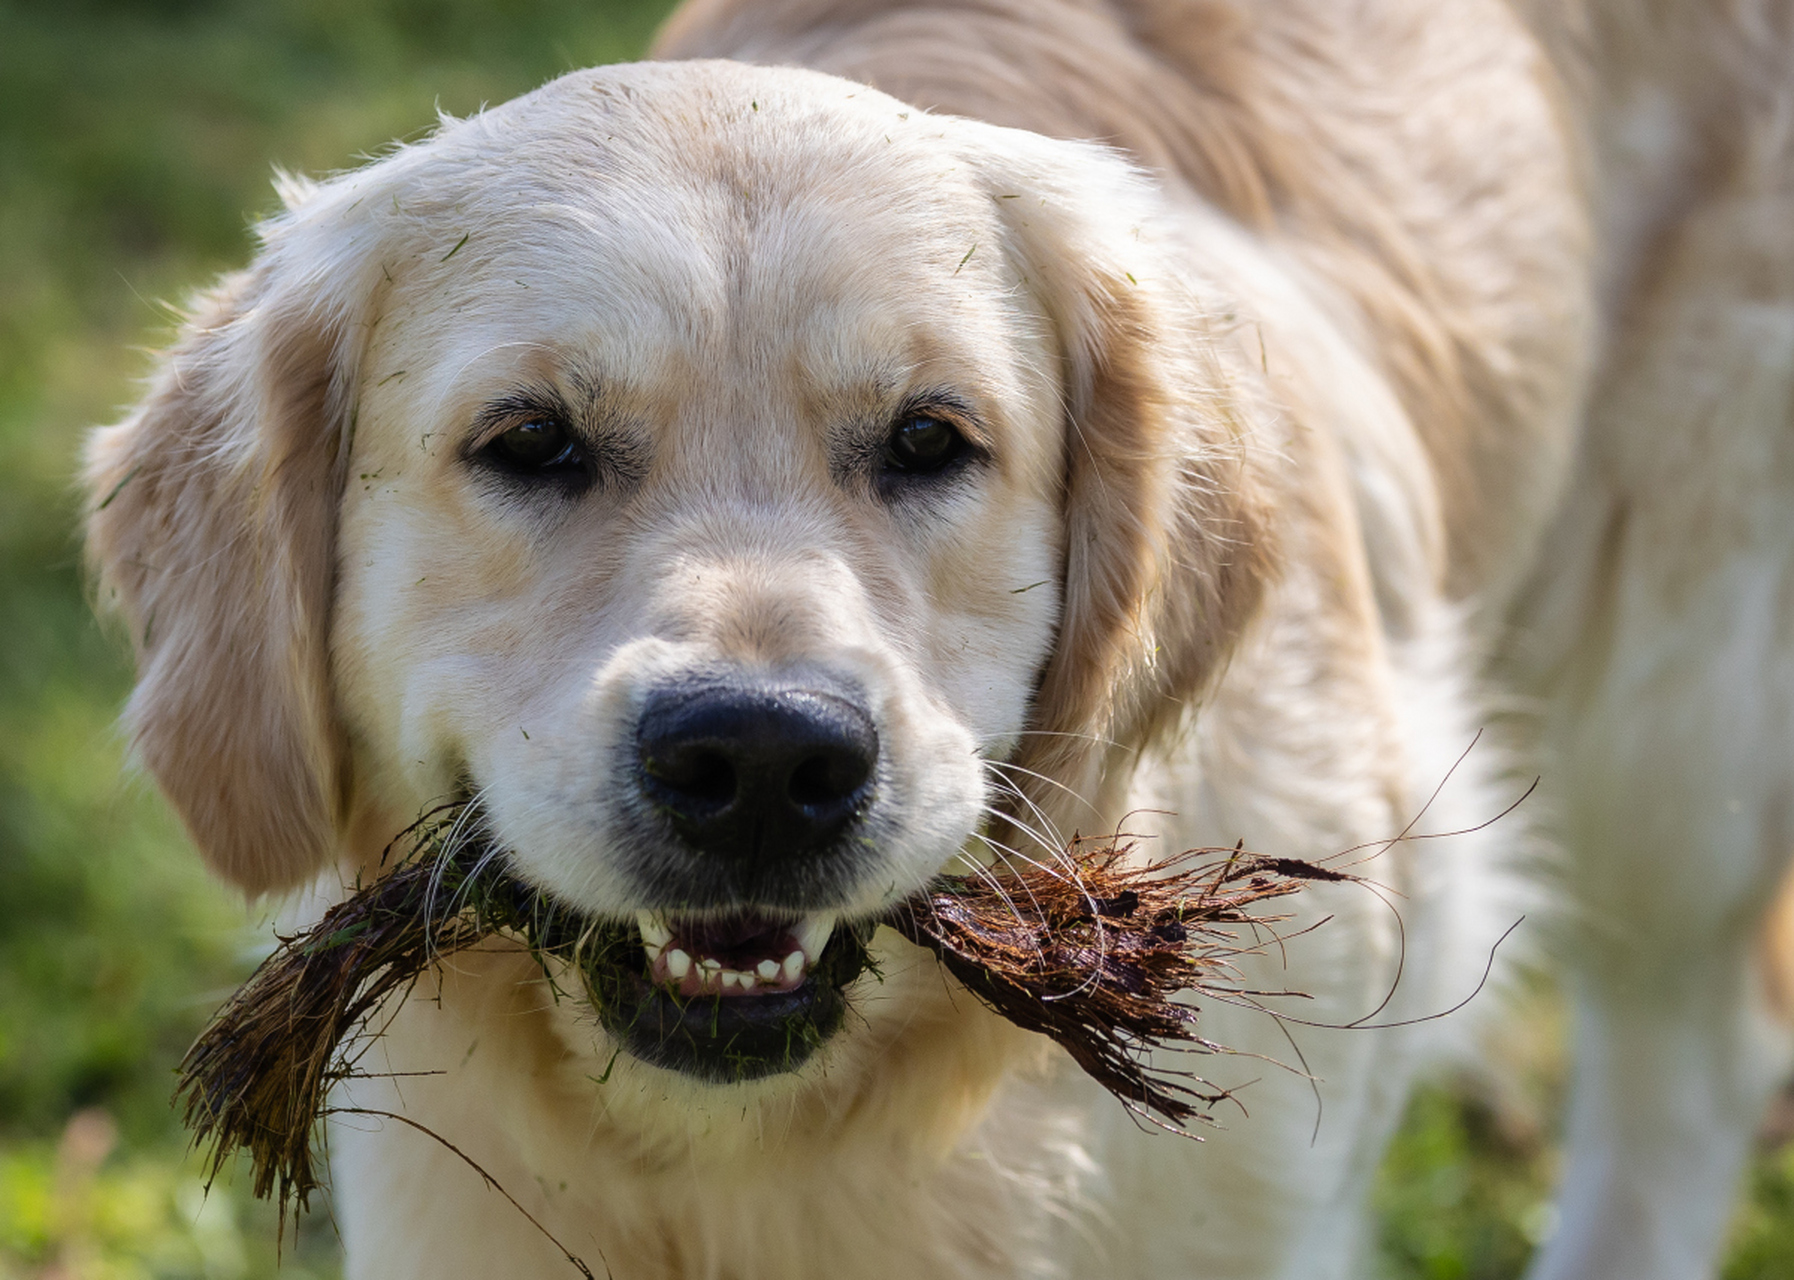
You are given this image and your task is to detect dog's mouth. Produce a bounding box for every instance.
[177,807,1326,1216]
[636,910,838,996]
[582,908,874,1082]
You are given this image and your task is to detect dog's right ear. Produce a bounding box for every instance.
[85,185,386,896]
[952,123,1276,803]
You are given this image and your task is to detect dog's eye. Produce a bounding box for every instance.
[882,415,967,476]
[481,416,584,476]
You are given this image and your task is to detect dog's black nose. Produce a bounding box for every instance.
[636,684,878,862]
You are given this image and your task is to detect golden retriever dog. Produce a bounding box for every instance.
[81,0,1794,1276]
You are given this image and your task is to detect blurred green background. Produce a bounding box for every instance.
[2,1,1792,1276]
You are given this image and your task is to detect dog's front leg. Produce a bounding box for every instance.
[1521,173,1794,1280]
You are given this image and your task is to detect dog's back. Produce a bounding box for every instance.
[657,0,1593,605]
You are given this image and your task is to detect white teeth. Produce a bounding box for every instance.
[643,914,837,992]
[792,915,836,961]
[636,911,672,958]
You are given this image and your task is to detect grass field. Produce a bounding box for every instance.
[1,2,1790,1276]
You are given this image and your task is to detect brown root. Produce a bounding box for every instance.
[886,837,1327,1125]
[175,811,1331,1223]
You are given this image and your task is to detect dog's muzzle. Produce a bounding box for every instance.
[599,678,883,1078]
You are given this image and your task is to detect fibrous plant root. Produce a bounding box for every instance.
[887,836,1345,1125]
[176,808,1339,1225]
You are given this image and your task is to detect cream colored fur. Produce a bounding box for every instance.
[1511,5,1794,1277]
[81,0,1793,1276]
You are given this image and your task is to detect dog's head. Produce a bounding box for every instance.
[87,61,1268,1083]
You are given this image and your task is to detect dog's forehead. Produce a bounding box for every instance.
[377,62,1026,412]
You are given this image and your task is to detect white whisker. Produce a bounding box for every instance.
[983,757,1101,816]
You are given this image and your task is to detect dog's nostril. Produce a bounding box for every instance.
[646,747,737,808]
[635,682,878,861]
[787,749,872,809]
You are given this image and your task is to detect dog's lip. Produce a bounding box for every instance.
[593,914,872,1082]
[635,909,836,997]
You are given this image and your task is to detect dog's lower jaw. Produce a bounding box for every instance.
[330,932,1073,1280]
[589,917,876,1082]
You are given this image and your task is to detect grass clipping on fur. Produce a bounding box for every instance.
[177,811,1339,1217]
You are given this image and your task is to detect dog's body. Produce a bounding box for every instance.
[83,1,1794,1277]
[1511,6,1794,1276]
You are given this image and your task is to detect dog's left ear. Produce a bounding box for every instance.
[84,177,391,896]
[959,126,1275,790]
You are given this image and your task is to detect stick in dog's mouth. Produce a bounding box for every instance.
[175,805,1343,1220]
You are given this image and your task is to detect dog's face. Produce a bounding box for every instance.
[86,61,1266,1084]
[336,69,1069,1072]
